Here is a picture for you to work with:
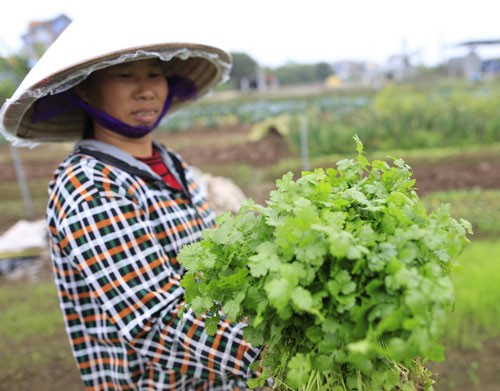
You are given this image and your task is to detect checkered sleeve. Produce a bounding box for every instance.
[56,183,261,382]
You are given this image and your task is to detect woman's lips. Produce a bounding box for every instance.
[131,109,158,124]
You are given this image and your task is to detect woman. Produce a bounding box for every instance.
[0,15,263,391]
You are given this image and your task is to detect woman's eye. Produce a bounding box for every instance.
[111,72,132,78]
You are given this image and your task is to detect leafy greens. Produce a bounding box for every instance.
[177,136,471,390]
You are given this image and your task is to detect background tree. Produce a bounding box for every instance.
[0,54,30,104]
[273,61,334,86]
[315,62,334,81]
[229,52,259,89]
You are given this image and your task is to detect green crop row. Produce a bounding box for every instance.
[156,83,500,157]
[422,189,500,239]
[286,84,500,156]
[161,93,372,132]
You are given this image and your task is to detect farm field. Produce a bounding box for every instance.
[1,105,500,389]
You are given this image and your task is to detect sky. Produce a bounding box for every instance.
[0,0,499,68]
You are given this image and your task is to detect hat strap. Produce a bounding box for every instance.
[67,92,173,138]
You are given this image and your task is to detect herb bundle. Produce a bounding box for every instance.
[178,136,471,390]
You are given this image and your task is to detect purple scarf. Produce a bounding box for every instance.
[31,75,197,138]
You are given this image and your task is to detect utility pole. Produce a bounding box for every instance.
[300,116,310,171]
[9,145,34,219]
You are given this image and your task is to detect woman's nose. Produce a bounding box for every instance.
[135,78,155,99]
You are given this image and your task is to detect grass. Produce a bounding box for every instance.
[422,189,500,238]
[409,188,500,346]
[444,239,500,348]
[426,239,500,391]
[0,279,80,391]
[0,281,63,342]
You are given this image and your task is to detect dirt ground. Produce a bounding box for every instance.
[1,123,500,390]
[3,123,500,199]
[161,125,500,201]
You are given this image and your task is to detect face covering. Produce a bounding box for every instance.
[66,91,172,138]
[31,75,197,138]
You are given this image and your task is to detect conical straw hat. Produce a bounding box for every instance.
[0,13,232,146]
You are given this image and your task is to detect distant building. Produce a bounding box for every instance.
[331,60,382,87]
[446,39,500,81]
[324,74,343,89]
[382,54,418,81]
[238,68,280,92]
[21,14,72,67]
[447,51,482,81]
[482,58,500,79]
[332,61,366,82]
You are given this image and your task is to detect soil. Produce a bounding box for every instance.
[1,123,500,391]
[3,124,500,199]
[160,124,500,196]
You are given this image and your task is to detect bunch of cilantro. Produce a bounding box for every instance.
[177,136,471,390]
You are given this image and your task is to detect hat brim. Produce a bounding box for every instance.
[1,43,231,146]
[0,9,232,146]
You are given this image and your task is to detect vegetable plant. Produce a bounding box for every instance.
[177,136,472,390]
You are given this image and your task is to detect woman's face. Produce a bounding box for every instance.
[77,58,169,128]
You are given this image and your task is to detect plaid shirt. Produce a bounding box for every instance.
[47,140,261,390]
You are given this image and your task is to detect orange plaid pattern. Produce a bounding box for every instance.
[47,141,261,390]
